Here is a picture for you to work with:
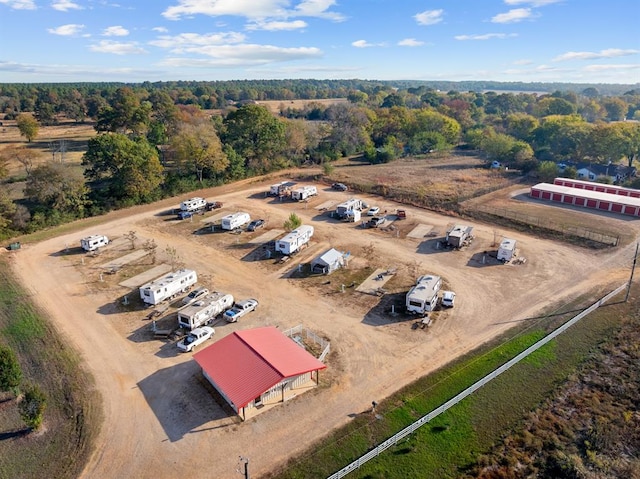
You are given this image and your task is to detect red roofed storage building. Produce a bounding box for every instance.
[194,326,327,420]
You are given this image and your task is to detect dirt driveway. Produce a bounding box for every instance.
[9,179,640,479]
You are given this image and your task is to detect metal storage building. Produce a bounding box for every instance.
[194,326,326,420]
[553,178,640,198]
[530,183,640,217]
[310,248,345,275]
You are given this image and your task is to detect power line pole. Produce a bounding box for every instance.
[626,242,639,302]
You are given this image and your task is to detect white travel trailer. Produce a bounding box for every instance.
[139,269,198,306]
[180,197,207,212]
[406,275,442,315]
[335,198,364,219]
[291,185,318,201]
[269,181,294,196]
[177,291,234,330]
[497,238,517,262]
[221,212,251,231]
[275,225,314,255]
[80,235,110,252]
[445,224,474,248]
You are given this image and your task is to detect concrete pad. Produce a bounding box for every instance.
[316,200,336,211]
[99,249,150,269]
[200,212,229,224]
[251,229,285,245]
[119,264,171,288]
[356,268,396,295]
[406,224,435,239]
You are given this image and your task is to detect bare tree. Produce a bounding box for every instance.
[165,246,184,271]
[143,239,157,264]
[124,230,137,250]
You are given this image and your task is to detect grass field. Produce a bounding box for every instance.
[0,257,100,479]
[268,285,633,479]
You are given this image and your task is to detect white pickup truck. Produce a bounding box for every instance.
[177,326,215,352]
[223,299,259,323]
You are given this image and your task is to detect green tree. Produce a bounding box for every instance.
[171,122,228,182]
[25,163,90,216]
[504,113,539,141]
[537,161,559,182]
[601,97,628,121]
[283,212,302,231]
[83,134,164,203]
[16,113,39,142]
[533,97,577,117]
[19,384,47,430]
[410,109,461,146]
[0,346,22,395]
[96,87,151,135]
[222,104,287,173]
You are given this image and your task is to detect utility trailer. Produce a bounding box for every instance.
[275,225,314,255]
[139,269,198,306]
[177,292,234,330]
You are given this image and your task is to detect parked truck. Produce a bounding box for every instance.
[221,212,251,231]
[139,269,198,306]
[291,185,318,201]
[275,225,314,255]
[406,274,442,315]
[177,291,234,330]
[335,198,364,219]
[80,234,109,252]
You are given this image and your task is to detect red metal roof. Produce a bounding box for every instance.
[193,326,326,409]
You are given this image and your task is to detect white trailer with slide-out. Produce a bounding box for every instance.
[139,269,198,306]
[406,274,441,316]
[275,225,314,255]
[177,292,234,330]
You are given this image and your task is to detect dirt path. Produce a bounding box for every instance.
[9,179,639,479]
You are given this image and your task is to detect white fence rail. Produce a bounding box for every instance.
[284,324,331,363]
[327,283,628,479]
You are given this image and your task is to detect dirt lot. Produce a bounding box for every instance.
[6,174,640,479]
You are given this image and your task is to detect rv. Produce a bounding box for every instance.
[180,197,207,212]
[335,198,364,219]
[497,238,517,262]
[177,291,234,330]
[291,185,318,201]
[269,181,294,197]
[345,209,362,223]
[221,212,251,231]
[80,235,110,252]
[406,275,442,315]
[139,269,198,306]
[275,225,314,255]
[445,224,474,248]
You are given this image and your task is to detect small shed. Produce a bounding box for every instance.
[311,248,345,275]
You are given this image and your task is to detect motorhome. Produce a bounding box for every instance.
[139,269,198,306]
[80,235,110,252]
[291,185,318,201]
[335,198,364,219]
[275,225,314,255]
[180,197,207,212]
[497,238,517,262]
[406,275,442,315]
[221,212,251,231]
[177,292,234,330]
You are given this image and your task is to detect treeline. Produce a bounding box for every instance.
[1,81,639,240]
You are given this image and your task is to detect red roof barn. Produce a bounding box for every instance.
[194,326,327,420]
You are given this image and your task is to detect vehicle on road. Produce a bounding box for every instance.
[223,298,259,322]
[182,286,209,305]
[177,326,215,352]
[247,219,265,231]
[331,182,348,191]
[441,291,456,308]
[367,206,380,216]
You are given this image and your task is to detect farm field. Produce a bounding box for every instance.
[4,164,639,478]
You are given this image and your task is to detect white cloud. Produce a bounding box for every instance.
[0,0,35,9]
[414,9,443,26]
[162,0,344,22]
[152,27,169,33]
[504,0,561,6]
[103,26,129,36]
[583,63,640,72]
[398,38,424,47]
[553,48,639,61]
[246,20,307,31]
[51,0,83,11]
[160,44,322,67]
[149,32,246,49]
[47,24,85,36]
[0,60,164,79]
[513,59,533,65]
[352,40,377,48]
[89,40,148,55]
[491,8,534,23]
[455,33,517,41]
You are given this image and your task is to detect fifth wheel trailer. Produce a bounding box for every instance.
[275,225,314,255]
[177,292,234,330]
[139,269,198,305]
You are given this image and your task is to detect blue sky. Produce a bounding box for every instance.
[1,0,639,84]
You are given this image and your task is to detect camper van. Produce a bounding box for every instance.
[80,235,110,252]
[180,197,207,212]
[291,185,318,201]
[406,275,442,315]
[275,225,314,255]
[497,238,517,262]
[221,212,251,231]
[139,269,198,306]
